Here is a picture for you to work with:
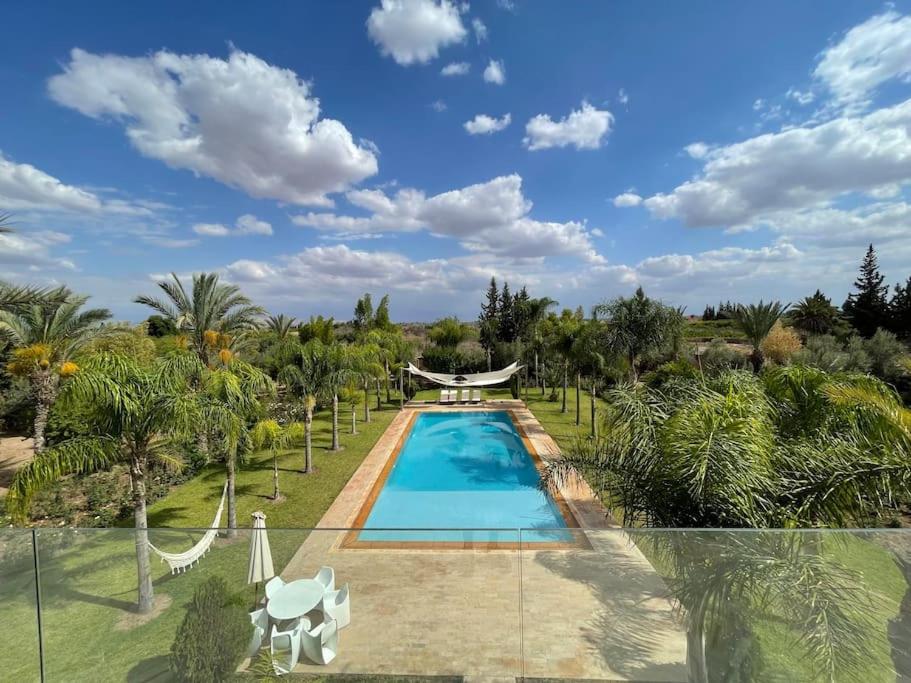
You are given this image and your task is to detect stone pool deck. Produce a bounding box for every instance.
[279,401,688,680]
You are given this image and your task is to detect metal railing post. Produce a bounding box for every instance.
[32,528,46,683]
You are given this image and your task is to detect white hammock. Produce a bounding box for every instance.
[406,361,524,387]
[148,482,228,574]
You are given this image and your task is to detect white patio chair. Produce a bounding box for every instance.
[321,583,351,629]
[313,566,335,593]
[265,575,285,601]
[439,389,447,403]
[460,389,470,403]
[247,607,270,657]
[301,616,339,665]
[471,389,481,403]
[270,617,306,674]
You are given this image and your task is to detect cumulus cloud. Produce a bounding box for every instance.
[440,61,470,76]
[612,192,642,208]
[0,152,157,217]
[814,10,911,111]
[684,142,710,159]
[523,101,613,151]
[293,174,603,262]
[483,59,506,85]
[367,0,467,66]
[463,113,511,135]
[193,213,273,237]
[472,17,488,43]
[0,231,77,271]
[642,98,911,228]
[48,48,378,207]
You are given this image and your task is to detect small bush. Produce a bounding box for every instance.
[170,576,251,683]
[865,328,907,381]
[698,339,749,373]
[760,322,802,365]
[643,359,699,388]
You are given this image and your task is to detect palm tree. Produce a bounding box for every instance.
[571,319,612,434]
[251,419,305,500]
[547,313,581,413]
[6,353,199,613]
[731,301,789,372]
[0,211,14,233]
[279,340,334,473]
[135,272,264,366]
[135,272,264,457]
[350,342,385,425]
[326,343,356,451]
[0,282,70,313]
[0,295,113,452]
[524,296,557,389]
[595,287,679,382]
[265,313,297,341]
[790,290,840,336]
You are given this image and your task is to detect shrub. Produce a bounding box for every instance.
[170,576,251,683]
[698,339,749,373]
[793,334,870,373]
[760,322,802,365]
[643,358,700,388]
[864,328,907,380]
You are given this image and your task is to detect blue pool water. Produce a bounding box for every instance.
[357,411,572,543]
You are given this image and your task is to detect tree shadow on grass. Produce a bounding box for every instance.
[126,655,171,683]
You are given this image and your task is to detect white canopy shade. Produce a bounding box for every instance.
[406,361,524,387]
[247,511,275,586]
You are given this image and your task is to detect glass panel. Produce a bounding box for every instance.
[521,528,911,682]
[33,527,522,680]
[0,529,40,682]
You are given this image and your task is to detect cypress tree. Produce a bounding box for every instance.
[843,245,889,338]
[889,275,911,339]
[479,277,499,364]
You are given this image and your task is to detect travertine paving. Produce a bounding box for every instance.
[279,402,688,680]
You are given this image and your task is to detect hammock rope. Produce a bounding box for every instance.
[148,482,228,574]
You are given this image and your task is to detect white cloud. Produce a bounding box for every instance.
[293,174,603,262]
[0,152,158,219]
[684,142,710,159]
[472,17,488,43]
[642,97,911,228]
[618,88,629,107]
[612,192,642,208]
[440,61,470,76]
[143,236,200,249]
[236,214,273,235]
[430,99,448,112]
[367,0,467,66]
[814,10,911,111]
[48,48,378,207]
[0,231,77,271]
[483,59,506,85]
[193,213,273,237]
[463,113,511,135]
[192,223,230,237]
[523,101,613,151]
[786,87,815,106]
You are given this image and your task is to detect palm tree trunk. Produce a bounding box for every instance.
[385,360,391,403]
[31,371,58,454]
[629,351,638,383]
[575,372,581,426]
[304,405,313,473]
[351,408,357,435]
[534,351,539,388]
[364,381,370,423]
[226,454,237,538]
[375,378,381,410]
[561,363,568,413]
[130,451,154,613]
[541,359,546,396]
[750,347,763,374]
[590,380,597,438]
[330,394,341,451]
[686,619,708,683]
[272,453,279,500]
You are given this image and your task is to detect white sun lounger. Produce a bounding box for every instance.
[471,389,481,403]
[460,389,470,403]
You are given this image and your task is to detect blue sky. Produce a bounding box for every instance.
[2,1,911,321]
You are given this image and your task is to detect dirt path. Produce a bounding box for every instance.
[0,435,34,496]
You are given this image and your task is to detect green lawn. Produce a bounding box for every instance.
[683,318,746,340]
[0,401,402,682]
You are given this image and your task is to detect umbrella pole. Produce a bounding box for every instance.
[252,581,259,610]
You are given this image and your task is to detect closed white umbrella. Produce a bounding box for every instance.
[247,511,275,607]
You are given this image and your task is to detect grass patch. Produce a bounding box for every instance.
[683,318,746,340]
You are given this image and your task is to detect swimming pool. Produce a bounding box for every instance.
[349,411,575,546]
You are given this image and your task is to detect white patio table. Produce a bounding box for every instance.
[266,579,325,621]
